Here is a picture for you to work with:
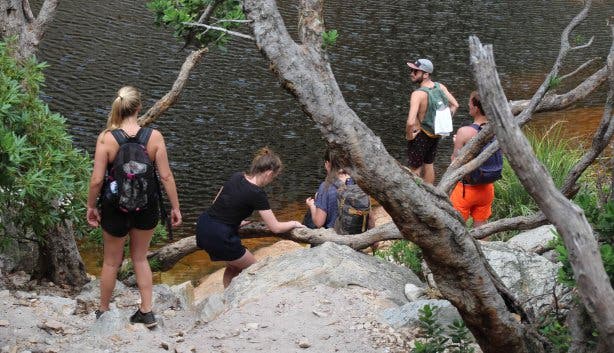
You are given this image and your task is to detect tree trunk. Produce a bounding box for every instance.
[0,0,88,287]
[242,1,542,352]
[37,220,88,287]
[0,0,59,61]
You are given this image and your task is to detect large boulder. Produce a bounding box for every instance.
[481,240,569,317]
[197,242,424,322]
[507,224,557,253]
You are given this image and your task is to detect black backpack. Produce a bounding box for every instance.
[334,178,371,235]
[108,128,156,212]
[463,123,503,185]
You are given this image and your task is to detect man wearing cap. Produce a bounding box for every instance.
[405,58,459,184]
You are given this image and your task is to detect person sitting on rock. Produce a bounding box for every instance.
[303,147,346,229]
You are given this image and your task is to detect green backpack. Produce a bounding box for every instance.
[334,178,371,235]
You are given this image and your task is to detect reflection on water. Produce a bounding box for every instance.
[35,0,612,285]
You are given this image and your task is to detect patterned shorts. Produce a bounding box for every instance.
[406,130,440,168]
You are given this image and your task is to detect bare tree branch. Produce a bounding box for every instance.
[471,213,549,240]
[32,0,59,38]
[197,0,223,24]
[515,0,592,124]
[148,222,404,272]
[473,13,614,241]
[439,0,596,194]
[469,34,614,349]
[138,48,208,126]
[509,65,608,115]
[183,22,254,40]
[560,57,600,81]
[571,36,594,51]
[21,0,34,22]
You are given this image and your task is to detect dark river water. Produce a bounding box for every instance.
[35,0,612,284]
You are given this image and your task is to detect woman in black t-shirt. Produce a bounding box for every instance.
[196,147,304,287]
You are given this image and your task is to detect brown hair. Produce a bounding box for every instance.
[470,91,485,116]
[324,147,344,186]
[247,147,282,176]
[106,86,142,130]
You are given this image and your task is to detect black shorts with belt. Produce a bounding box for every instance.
[196,212,246,262]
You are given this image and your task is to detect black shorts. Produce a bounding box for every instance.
[100,202,159,237]
[196,212,246,262]
[406,130,440,168]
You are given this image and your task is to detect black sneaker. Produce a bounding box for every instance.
[95,310,105,319]
[130,309,157,328]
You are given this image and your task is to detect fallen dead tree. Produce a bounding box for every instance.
[147,221,403,272]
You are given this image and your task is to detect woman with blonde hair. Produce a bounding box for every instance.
[196,147,304,287]
[86,86,182,328]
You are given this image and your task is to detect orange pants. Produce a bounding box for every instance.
[450,182,494,222]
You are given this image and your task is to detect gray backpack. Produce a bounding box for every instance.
[334,178,371,235]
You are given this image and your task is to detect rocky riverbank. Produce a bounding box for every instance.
[0,225,564,353]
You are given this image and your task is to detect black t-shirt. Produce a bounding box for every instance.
[207,172,270,226]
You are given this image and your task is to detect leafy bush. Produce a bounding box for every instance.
[375,240,423,279]
[0,39,90,242]
[322,29,339,49]
[411,304,475,353]
[492,126,584,221]
[147,0,245,49]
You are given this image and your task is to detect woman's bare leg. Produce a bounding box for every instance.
[99,231,127,312]
[223,250,256,288]
[129,228,155,312]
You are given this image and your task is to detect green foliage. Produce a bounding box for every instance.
[547,75,562,90]
[550,230,614,288]
[596,200,614,243]
[0,39,90,242]
[322,29,339,49]
[493,127,583,222]
[147,0,245,49]
[411,305,475,353]
[539,318,571,353]
[573,33,586,46]
[375,240,423,279]
[448,319,475,353]
[412,305,448,353]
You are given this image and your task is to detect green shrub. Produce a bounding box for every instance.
[147,0,245,49]
[411,304,475,353]
[493,126,584,222]
[375,240,423,279]
[322,29,339,49]
[0,39,90,242]
[539,318,571,353]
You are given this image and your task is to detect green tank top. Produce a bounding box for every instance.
[418,82,448,135]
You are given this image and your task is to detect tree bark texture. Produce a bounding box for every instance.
[469,35,614,349]
[138,47,208,126]
[38,220,88,287]
[0,0,59,61]
[242,1,540,352]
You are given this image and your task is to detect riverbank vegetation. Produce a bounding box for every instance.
[0,39,90,285]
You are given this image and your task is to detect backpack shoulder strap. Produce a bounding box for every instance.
[135,127,153,146]
[469,123,482,132]
[110,129,129,146]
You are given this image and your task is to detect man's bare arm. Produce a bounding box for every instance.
[441,84,459,115]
